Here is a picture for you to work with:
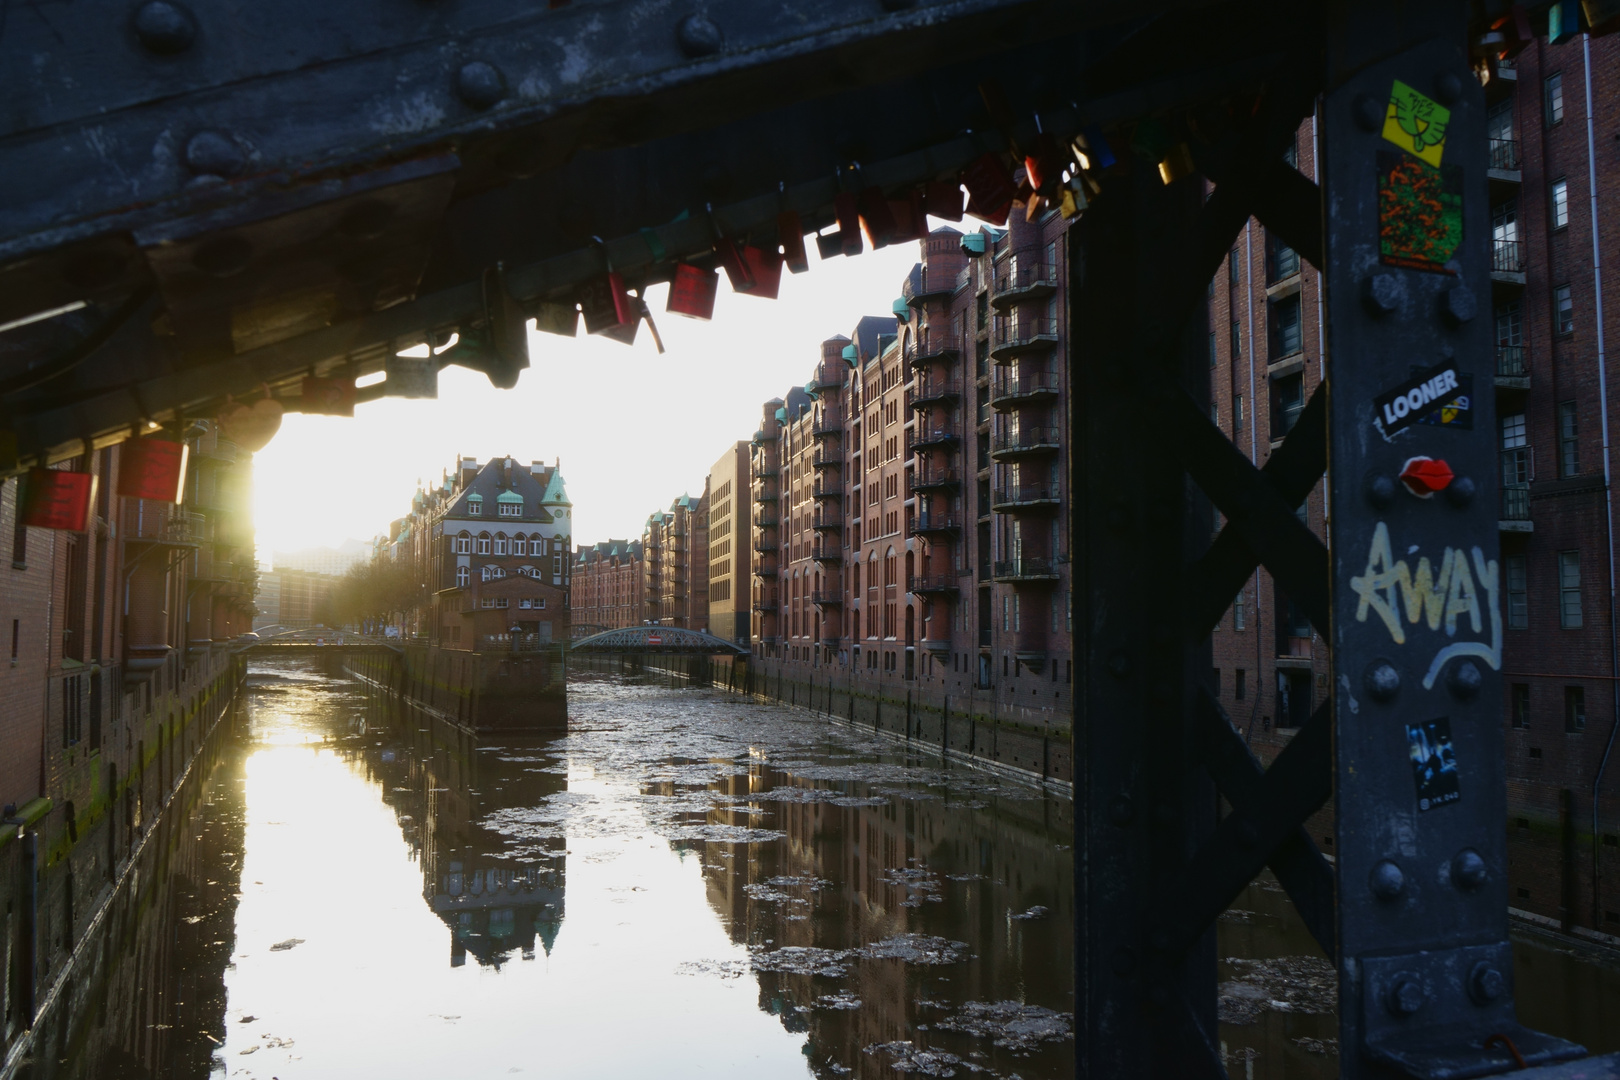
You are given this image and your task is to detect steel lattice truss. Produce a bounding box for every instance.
[3,0,1618,1076]
[571,625,748,655]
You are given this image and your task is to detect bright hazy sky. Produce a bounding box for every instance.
[252,239,928,557]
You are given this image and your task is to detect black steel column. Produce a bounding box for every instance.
[1073,160,1219,1078]
[1319,12,1583,1076]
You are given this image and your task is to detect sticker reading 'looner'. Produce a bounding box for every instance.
[1372,361,1468,437]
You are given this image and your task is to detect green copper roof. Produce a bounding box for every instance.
[497,490,523,503]
[540,469,571,506]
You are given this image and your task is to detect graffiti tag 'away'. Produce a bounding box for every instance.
[1349,521,1502,689]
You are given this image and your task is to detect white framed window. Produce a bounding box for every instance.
[477,535,491,555]
[491,566,506,579]
[494,535,507,555]
[456,565,470,587]
[553,555,562,575]
[455,533,471,554]
[519,599,532,609]
[531,538,545,556]
[499,502,521,517]
[1551,178,1569,230]
[467,498,482,516]
[481,566,491,582]
[534,597,546,610]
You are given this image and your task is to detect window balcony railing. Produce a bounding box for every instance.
[1497,344,1527,378]
[810,591,843,606]
[992,557,1061,582]
[1493,238,1525,275]
[911,468,962,492]
[811,515,844,532]
[908,574,960,596]
[810,411,844,438]
[990,371,1060,408]
[908,513,961,536]
[992,485,1062,511]
[991,248,1059,307]
[1488,137,1521,171]
[753,538,778,553]
[753,486,778,503]
[754,514,778,529]
[811,448,841,470]
[811,483,842,501]
[811,545,843,563]
[991,427,1061,457]
[911,428,961,451]
[1501,483,1531,522]
[752,595,778,611]
[911,377,962,406]
[909,329,963,367]
[901,264,956,306]
[990,316,1060,359]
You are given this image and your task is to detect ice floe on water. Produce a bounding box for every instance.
[1218,955,1336,1025]
[930,1001,1073,1052]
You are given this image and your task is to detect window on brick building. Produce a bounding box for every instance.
[1545,73,1564,125]
[1559,550,1582,628]
[1558,401,1580,477]
[1282,136,1298,169]
[1228,248,1240,287]
[1551,178,1570,230]
[1208,331,1217,368]
[1511,683,1530,729]
[1506,554,1529,629]
[455,532,471,554]
[1501,413,1530,485]
[1272,372,1304,439]
[1271,294,1302,359]
[1554,284,1574,336]
[1230,321,1241,360]
[1234,394,1244,436]
[1235,668,1247,701]
[477,535,491,555]
[456,566,469,587]
[493,535,507,555]
[1232,588,1246,631]
[1565,685,1586,733]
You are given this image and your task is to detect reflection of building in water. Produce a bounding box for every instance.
[362,693,568,969]
[683,758,1074,1076]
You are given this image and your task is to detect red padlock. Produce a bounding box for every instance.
[961,153,1017,223]
[923,180,964,221]
[777,211,809,274]
[833,191,863,256]
[857,187,898,249]
[714,238,755,293]
[1399,456,1455,497]
[579,271,636,335]
[20,467,94,531]
[118,437,188,502]
[740,245,783,300]
[666,264,718,320]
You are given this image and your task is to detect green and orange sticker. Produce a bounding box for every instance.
[1377,80,1461,273]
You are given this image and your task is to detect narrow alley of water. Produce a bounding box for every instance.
[30,661,1620,1079]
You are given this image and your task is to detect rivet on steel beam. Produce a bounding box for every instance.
[1442,284,1477,326]
[1363,273,1404,315]
[1452,848,1488,890]
[1369,859,1405,900]
[1388,976,1427,1016]
[456,61,506,110]
[1353,94,1384,132]
[1108,795,1134,827]
[1447,659,1483,701]
[1434,71,1463,105]
[676,14,723,57]
[133,1,196,54]
[1445,475,1476,508]
[1367,472,1397,509]
[1364,661,1400,702]
[191,236,252,278]
[184,131,245,178]
[1468,962,1505,1004]
[1106,650,1130,679]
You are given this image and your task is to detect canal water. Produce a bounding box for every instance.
[31,660,1620,1079]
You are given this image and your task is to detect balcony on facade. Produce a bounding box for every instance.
[754,562,778,578]
[990,370,1060,410]
[1491,238,1525,286]
[909,574,960,597]
[811,482,842,501]
[1496,344,1529,391]
[811,447,841,471]
[912,427,961,452]
[1014,632,1050,671]
[990,316,1059,362]
[992,557,1061,583]
[909,329,962,369]
[811,514,844,533]
[990,248,1058,309]
[810,410,844,440]
[811,590,843,606]
[991,426,1061,460]
[992,485,1061,512]
[123,504,203,547]
[754,512,779,529]
[753,483,778,503]
[911,376,962,409]
[902,263,956,308]
[911,467,961,493]
[1500,483,1532,532]
[753,593,778,612]
[1487,136,1521,197]
[818,635,842,649]
[908,513,961,537]
[811,545,843,564]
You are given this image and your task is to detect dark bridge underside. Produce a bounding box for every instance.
[0,0,1307,467]
[572,626,749,656]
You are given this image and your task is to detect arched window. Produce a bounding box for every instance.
[494,533,508,556]
[531,537,546,556]
[491,566,506,579]
[477,533,491,555]
[456,565,470,587]
[455,531,472,555]
[480,566,491,582]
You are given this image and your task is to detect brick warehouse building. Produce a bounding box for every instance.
[571,539,645,632]
[0,422,254,1022]
[642,493,709,631]
[743,214,1074,733]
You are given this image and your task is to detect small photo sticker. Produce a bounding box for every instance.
[1407,717,1461,812]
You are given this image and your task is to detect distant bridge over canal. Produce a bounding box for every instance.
[570,626,748,657]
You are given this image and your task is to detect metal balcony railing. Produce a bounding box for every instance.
[1493,238,1525,275]
[811,483,841,501]
[991,316,1060,356]
[811,545,843,563]
[810,590,843,605]
[993,485,1061,509]
[991,371,1060,406]
[912,377,962,405]
[1497,344,1527,378]
[810,411,844,437]
[911,428,960,450]
[992,248,1058,305]
[910,329,962,366]
[1488,137,1520,170]
[754,514,778,529]
[1501,483,1531,521]
[992,557,1061,581]
[811,515,844,531]
[752,595,778,611]
[992,427,1061,456]
[753,486,778,503]
[911,468,962,491]
[908,513,961,535]
[811,448,841,469]
[908,574,960,595]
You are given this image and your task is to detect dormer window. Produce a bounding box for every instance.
[467,495,483,516]
[499,502,521,517]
